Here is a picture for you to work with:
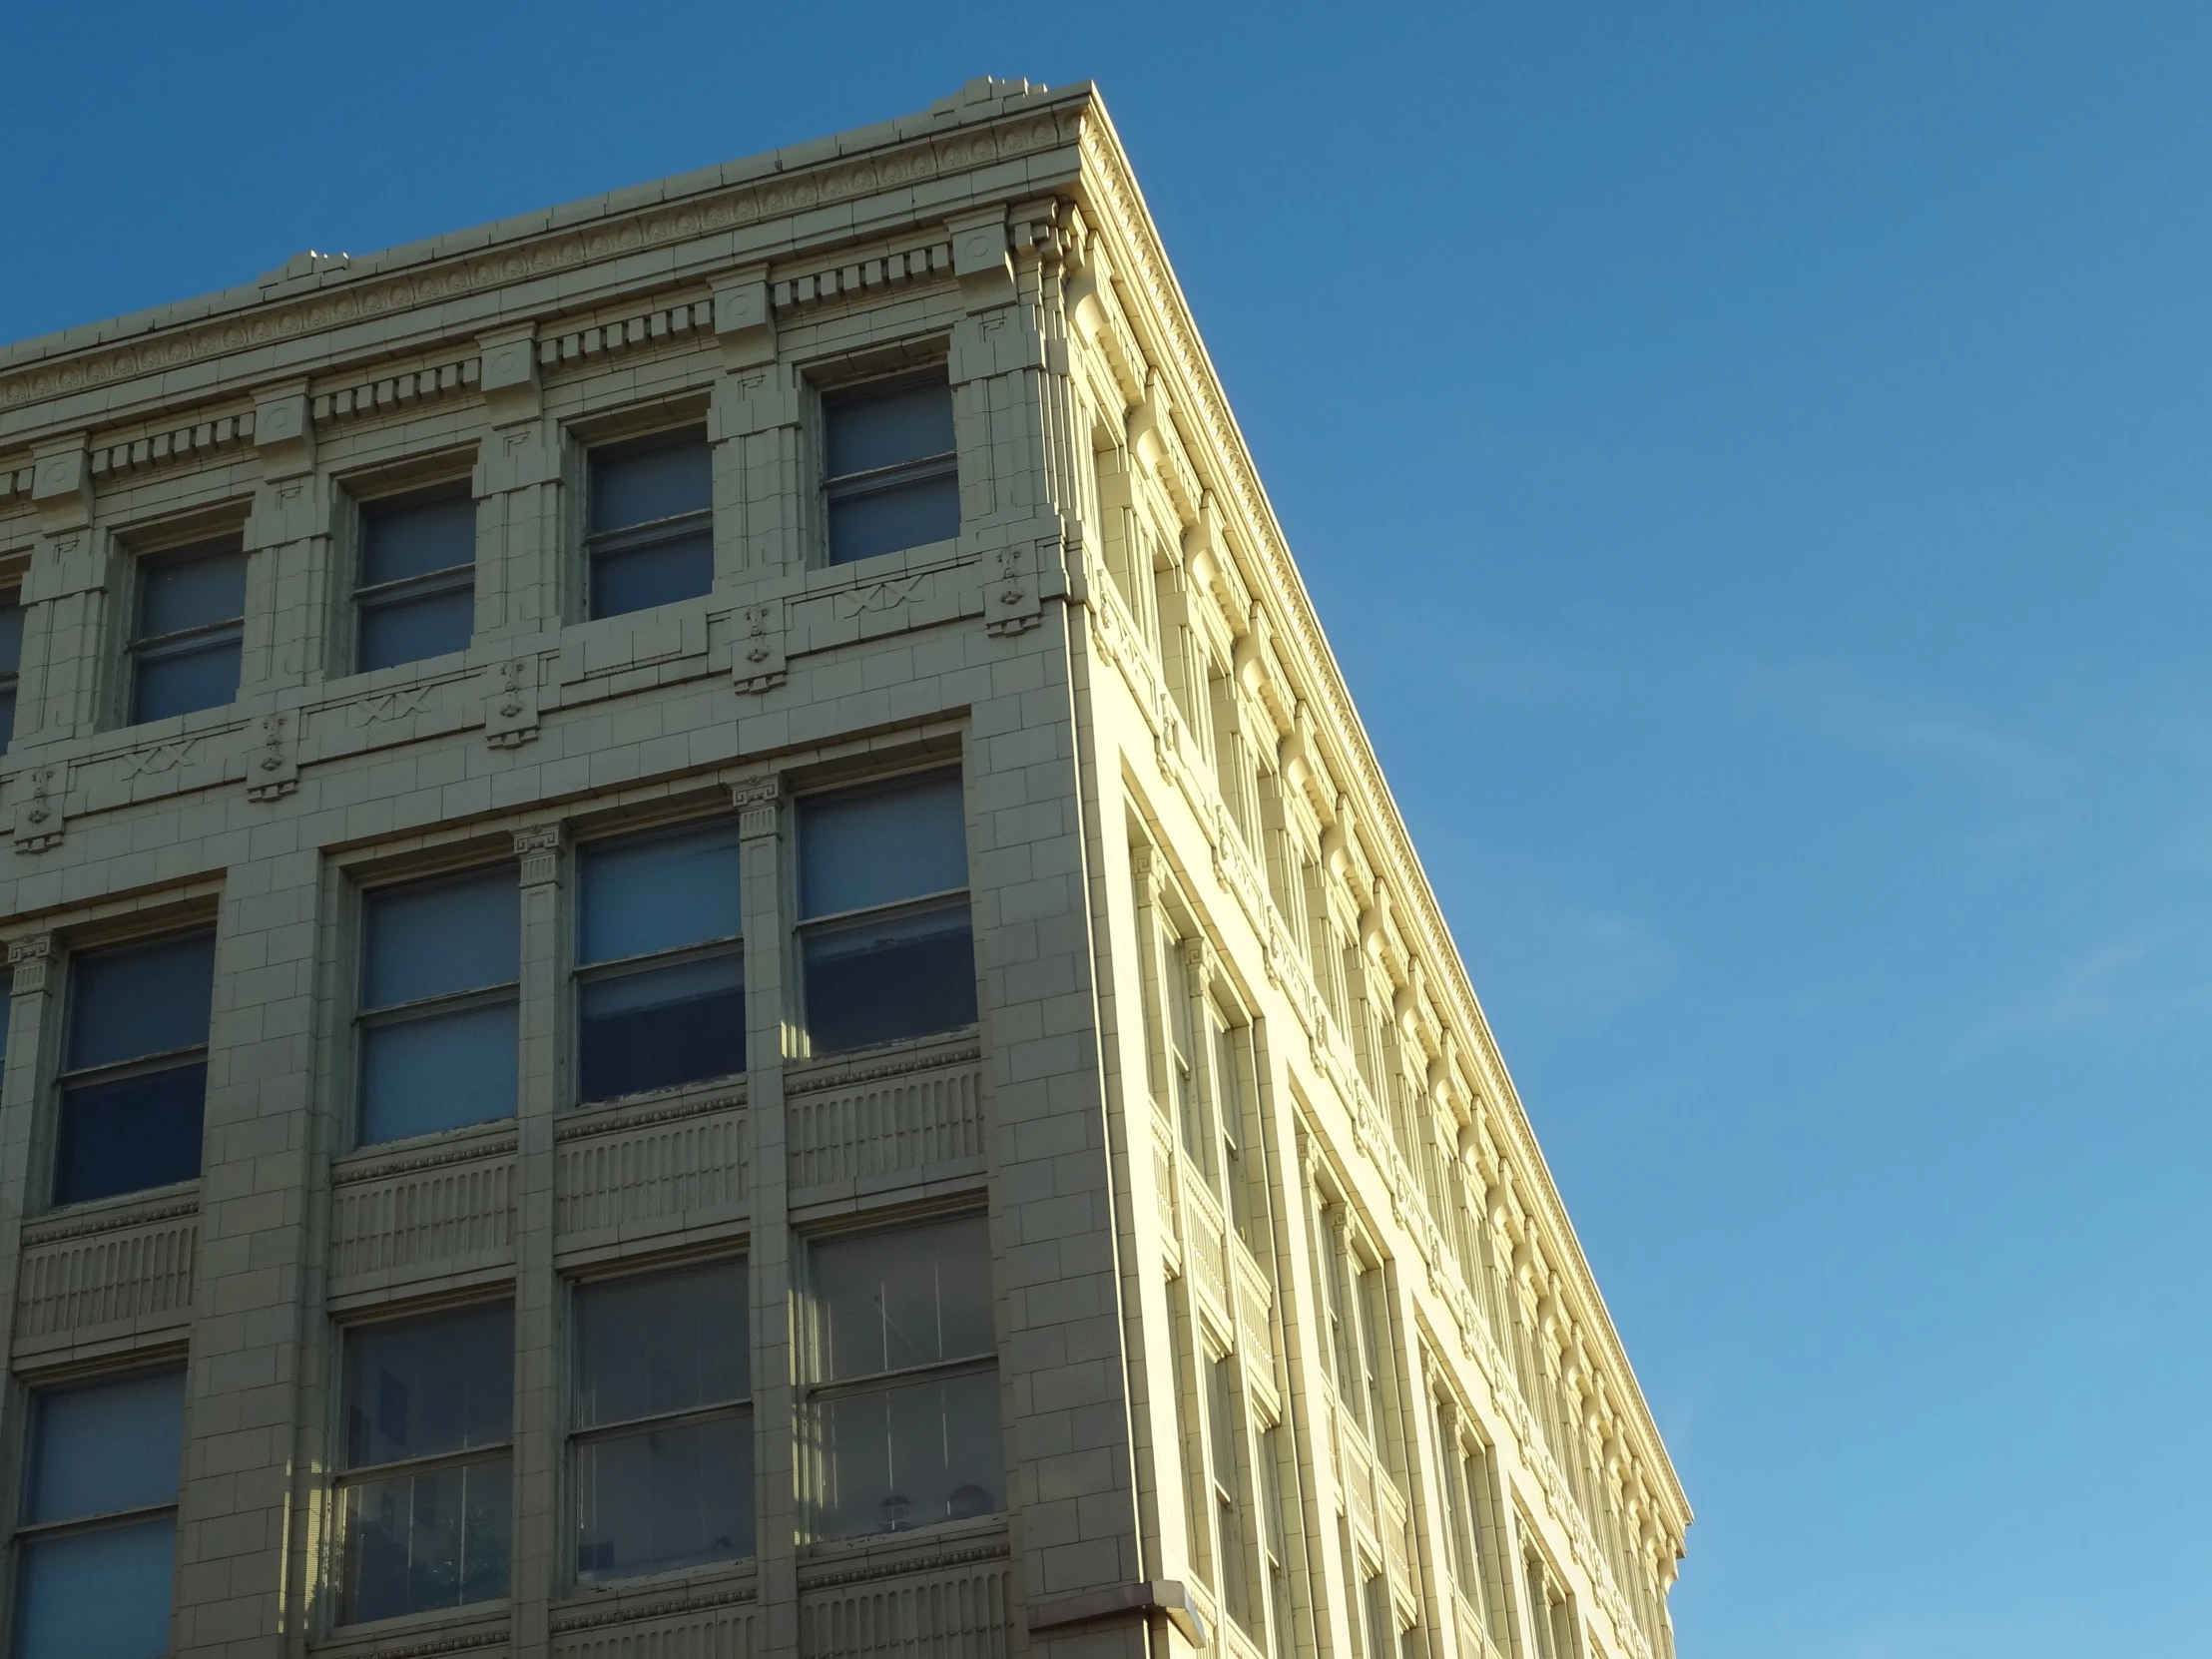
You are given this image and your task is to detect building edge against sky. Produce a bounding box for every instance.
[0,75,1687,1659]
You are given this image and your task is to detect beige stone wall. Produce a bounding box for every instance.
[0,76,1684,1659]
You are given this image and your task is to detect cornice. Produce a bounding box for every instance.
[1071,104,1691,1529]
[0,79,1090,447]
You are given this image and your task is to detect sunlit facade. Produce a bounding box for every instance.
[0,77,1687,1659]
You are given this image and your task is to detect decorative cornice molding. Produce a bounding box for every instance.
[0,98,1082,423]
[330,1133,517,1188]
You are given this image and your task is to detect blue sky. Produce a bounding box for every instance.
[7,3,2209,1653]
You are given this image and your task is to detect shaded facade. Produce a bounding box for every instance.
[0,77,1688,1659]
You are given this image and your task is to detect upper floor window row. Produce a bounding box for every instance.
[29,369,962,736]
[353,768,974,1151]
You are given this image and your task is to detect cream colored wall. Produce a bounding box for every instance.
[0,75,1683,1659]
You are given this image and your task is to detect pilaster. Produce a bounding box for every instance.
[510,822,567,1655]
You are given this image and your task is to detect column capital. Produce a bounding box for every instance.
[6,932,55,995]
[732,774,783,840]
[514,824,564,886]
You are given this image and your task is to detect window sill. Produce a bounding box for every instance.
[310,1598,507,1655]
[798,1510,1010,1582]
[333,1114,518,1183]
[27,1176,198,1235]
[811,534,960,585]
[555,1557,759,1624]
[786,1025,980,1095]
[561,1072,749,1139]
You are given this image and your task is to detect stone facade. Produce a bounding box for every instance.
[0,77,1687,1659]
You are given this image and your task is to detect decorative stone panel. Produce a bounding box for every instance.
[15,1202,198,1350]
[329,1139,517,1294]
[798,1547,1016,1659]
[556,1094,749,1248]
[787,1045,984,1203]
[552,1590,760,1659]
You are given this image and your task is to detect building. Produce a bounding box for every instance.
[0,76,1688,1659]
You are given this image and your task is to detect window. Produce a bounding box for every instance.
[571,1260,753,1579]
[0,589,22,752]
[1319,1219,1365,1432]
[1362,1569,1394,1659]
[822,374,959,565]
[357,487,476,671]
[1524,1548,1577,1659]
[1163,941,1205,1168]
[797,774,975,1053]
[586,429,712,617]
[13,1369,185,1659]
[131,538,246,723]
[804,1214,1001,1539]
[358,869,519,1145]
[1212,1013,1255,1243]
[337,1306,513,1624]
[1208,1357,1256,1637]
[55,932,215,1205]
[1258,1425,1296,1659]
[576,822,743,1102]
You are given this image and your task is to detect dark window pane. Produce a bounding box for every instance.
[360,589,473,672]
[579,822,741,964]
[575,1261,748,1426]
[362,495,476,587]
[799,775,967,918]
[132,636,241,722]
[138,544,245,637]
[69,933,216,1070]
[56,1065,205,1205]
[802,904,974,1053]
[815,1215,994,1382]
[340,1456,511,1624]
[590,528,713,618]
[827,472,960,565]
[575,1414,753,1578]
[0,596,23,673]
[0,979,11,1070]
[819,1370,1001,1539]
[28,1371,187,1522]
[16,1517,176,1659]
[345,1306,514,1467]
[0,688,17,754]
[360,1003,518,1143]
[591,433,711,534]
[826,379,955,477]
[364,871,518,1010]
[578,954,743,1101]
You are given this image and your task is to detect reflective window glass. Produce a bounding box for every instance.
[591,434,711,533]
[815,1215,994,1382]
[139,545,246,638]
[359,870,519,1145]
[579,823,741,964]
[14,1369,186,1659]
[823,376,960,566]
[68,933,217,1071]
[345,1307,514,1467]
[132,542,246,724]
[362,495,476,587]
[807,1215,1000,1540]
[364,871,519,1009]
[587,430,713,620]
[571,1261,754,1579]
[0,592,22,754]
[799,775,966,918]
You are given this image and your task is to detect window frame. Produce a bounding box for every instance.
[581,425,714,620]
[571,818,745,1106]
[352,864,522,1149]
[797,1209,1003,1544]
[51,930,216,1207]
[351,482,478,673]
[565,1255,754,1584]
[330,1302,516,1627]
[818,368,960,568]
[1206,1353,1258,1638]
[127,535,248,726]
